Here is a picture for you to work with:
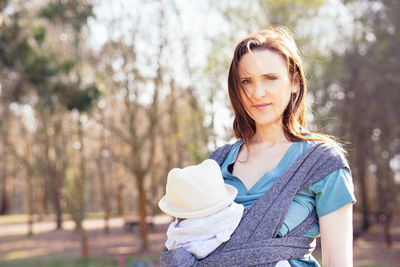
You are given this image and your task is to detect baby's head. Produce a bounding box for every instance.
[158,159,238,219]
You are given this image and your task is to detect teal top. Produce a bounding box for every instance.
[221,140,356,266]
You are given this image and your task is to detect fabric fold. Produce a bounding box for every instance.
[165,202,244,259]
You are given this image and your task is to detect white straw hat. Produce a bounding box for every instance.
[158,159,238,218]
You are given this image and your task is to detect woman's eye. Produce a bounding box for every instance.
[265,75,277,80]
[241,79,251,85]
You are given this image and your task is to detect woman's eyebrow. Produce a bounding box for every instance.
[239,73,278,79]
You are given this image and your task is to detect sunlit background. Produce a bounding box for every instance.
[0,0,399,266]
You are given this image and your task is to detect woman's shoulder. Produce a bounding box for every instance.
[295,139,316,152]
[308,167,356,217]
[209,140,243,165]
[297,138,356,216]
[210,140,242,154]
[297,135,347,160]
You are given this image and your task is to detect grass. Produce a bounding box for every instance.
[0,257,114,267]
[0,213,124,225]
[0,214,71,225]
[2,257,393,267]
[0,214,31,224]
[0,255,159,267]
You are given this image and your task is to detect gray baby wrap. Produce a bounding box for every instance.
[160,142,349,267]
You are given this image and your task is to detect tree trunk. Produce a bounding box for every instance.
[347,56,371,232]
[150,163,160,216]
[97,157,110,234]
[49,168,63,230]
[116,161,125,216]
[36,179,45,221]
[77,118,89,258]
[99,113,110,233]
[23,131,34,236]
[0,107,11,215]
[384,167,396,247]
[53,115,66,229]
[79,226,89,258]
[135,170,149,251]
[41,112,63,229]
[355,142,371,231]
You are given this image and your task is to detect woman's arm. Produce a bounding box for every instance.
[319,202,353,267]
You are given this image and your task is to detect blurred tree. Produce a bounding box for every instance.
[170,2,213,163]
[40,0,99,258]
[0,0,75,228]
[0,0,27,215]
[94,107,111,234]
[94,21,162,251]
[0,0,61,216]
[319,0,400,244]
[91,0,214,250]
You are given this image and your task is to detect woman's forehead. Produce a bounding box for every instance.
[238,49,288,77]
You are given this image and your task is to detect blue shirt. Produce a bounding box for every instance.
[221,140,356,266]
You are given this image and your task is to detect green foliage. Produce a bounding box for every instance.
[0,0,101,113]
[54,83,100,113]
[0,0,9,11]
[33,0,101,112]
[258,0,324,26]
[38,3,60,21]
[38,1,95,32]
[0,255,159,267]
[32,25,46,43]
[0,23,23,67]
[59,59,75,73]
[25,53,58,86]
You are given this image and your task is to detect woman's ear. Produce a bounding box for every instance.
[292,75,300,94]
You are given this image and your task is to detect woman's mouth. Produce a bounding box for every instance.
[252,103,272,110]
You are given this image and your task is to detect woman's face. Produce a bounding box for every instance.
[238,49,295,130]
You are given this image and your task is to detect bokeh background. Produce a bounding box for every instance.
[0,0,399,266]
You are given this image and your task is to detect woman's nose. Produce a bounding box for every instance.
[253,81,267,98]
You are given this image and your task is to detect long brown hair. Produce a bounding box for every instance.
[228,26,344,153]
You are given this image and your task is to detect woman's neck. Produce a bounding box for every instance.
[250,123,289,145]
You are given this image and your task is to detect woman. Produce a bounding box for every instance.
[219,26,356,266]
[160,26,356,267]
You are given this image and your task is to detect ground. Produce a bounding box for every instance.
[0,214,398,266]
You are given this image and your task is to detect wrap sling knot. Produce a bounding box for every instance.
[160,142,350,267]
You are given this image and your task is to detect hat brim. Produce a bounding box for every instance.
[158,184,238,218]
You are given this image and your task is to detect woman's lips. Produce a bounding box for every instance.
[252,103,272,110]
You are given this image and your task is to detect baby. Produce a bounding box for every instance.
[158,159,244,259]
[158,159,291,267]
